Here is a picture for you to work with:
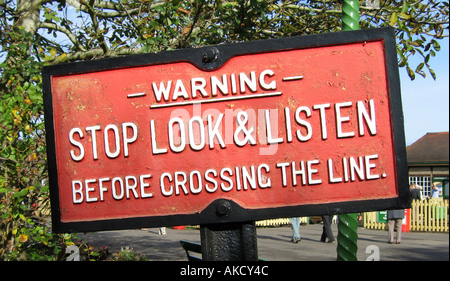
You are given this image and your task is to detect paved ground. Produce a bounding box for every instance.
[79,223,449,261]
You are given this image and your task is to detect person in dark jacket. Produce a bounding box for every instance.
[410,184,422,200]
[387,209,405,244]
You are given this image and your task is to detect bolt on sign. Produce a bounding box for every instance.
[43,27,410,233]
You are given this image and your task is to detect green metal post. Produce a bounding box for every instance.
[337,0,359,261]
[341,0,360,31]
[337,213,358,261]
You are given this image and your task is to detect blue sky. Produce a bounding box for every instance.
[400,36,449,145]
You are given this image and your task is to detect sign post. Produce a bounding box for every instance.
[201,220,258,261]
[337,0,360,262]
[197,50,259,261]
[43,27,409,260]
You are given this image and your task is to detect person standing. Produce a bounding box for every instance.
[410,184,422,200]
[387,209,404,244]
[320,215,335,243]
[430,183,441,198]
[289,217,302,243]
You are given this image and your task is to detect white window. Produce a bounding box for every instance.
[409,176,431,198]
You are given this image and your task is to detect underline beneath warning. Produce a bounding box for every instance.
[149,92,283,109]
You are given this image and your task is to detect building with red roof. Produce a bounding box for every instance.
[407,132,449,198]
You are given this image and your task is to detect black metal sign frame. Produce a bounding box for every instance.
[43,27,410,233]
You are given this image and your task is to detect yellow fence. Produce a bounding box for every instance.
[256,217,308,227]
[363,211,387,230]
[364,199,449,232]
[410,199,449,232]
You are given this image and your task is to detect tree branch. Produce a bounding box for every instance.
[86,0,109,55]
[178,0,204,48]
[37,22,87,52]
[51,46,146,64]
[66,0,160,18]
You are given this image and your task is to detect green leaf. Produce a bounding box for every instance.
[13,189,28,198]
[407,66,416,80]
[398,13,411,20]
[398,59,407,67]
[428,68,437,80]
[409,41,421,47]
[49,48,57,58]
[416,62,425,72]
[401,1,410,13]
[432,40,441,51]
[389,13,398,26]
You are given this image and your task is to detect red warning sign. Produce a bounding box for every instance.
[43,28,409,232]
